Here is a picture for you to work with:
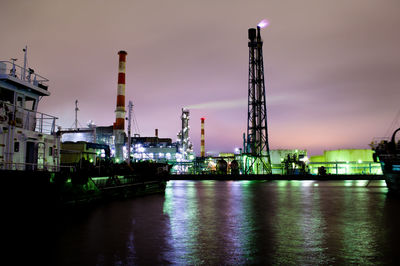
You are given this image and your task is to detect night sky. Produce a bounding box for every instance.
[1,0,399,156]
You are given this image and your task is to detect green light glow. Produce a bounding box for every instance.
[202,180,216,185]
[338,184,383,262]
[241,180,254,186]
[344,180,353,187]
[356,180,368,186]
[291,180,301,187]
[309,149,382,175]
[277,180,288,187]
[163,181,202,264]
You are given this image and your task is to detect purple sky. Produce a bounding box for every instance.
[1,0,400,156]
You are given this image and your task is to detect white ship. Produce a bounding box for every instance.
[0,47,60,172]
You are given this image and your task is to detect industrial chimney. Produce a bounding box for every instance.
[113,50,127,161]
[200,117,205,157]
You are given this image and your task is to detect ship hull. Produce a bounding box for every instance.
[0,169,168,209]
[381,162,400,193]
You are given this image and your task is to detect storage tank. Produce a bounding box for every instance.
[230,160,239,175]
[217,159,227,174]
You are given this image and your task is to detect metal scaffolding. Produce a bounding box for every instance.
[245,26,272,174]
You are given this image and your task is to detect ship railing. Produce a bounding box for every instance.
[0,100,58,134]
[307,161,383,175]
[0,161,60,172]
[91,175,133,189]
[35,111,58,134]
[0,61,49,90]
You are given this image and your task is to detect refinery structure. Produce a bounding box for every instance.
[60,50,195,173]
[0,42,382,176]
[0,23,386,214]
[55,24,382,176]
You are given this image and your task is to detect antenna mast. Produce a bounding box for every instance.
[22,46,27,81]
[127,101,133,165]
[75,100,79,129]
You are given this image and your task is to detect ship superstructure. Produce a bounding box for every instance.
[0,49,60,171]
[371,128,400,192]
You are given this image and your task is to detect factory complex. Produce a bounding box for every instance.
[58,24,382,177]
[60,120,381,176]
[0,22,380,180]
[0,21,387,212]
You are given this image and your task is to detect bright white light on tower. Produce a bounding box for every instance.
[299,156,309,162]
[258,19,270,29]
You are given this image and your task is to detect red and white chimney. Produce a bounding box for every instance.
[201,117,205,157]
[113,50,127,161]
[114,50,127,130]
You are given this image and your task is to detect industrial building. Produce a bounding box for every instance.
[61,127,182,163]
[309,149,382,175]
[130,135,179,163]
[60,141,110,166]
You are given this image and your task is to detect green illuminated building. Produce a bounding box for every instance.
[309,149,382,175]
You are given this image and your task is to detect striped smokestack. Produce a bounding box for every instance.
[113,50,127,162]
[201,117,205,157]
[114,50,127,130]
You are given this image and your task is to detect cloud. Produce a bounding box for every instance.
[185,99,247,110]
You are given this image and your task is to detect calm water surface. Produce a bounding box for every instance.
[17,180,400,265]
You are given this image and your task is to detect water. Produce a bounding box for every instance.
[11,180,400,265]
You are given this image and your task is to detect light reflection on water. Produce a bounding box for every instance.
[161,180,390,265]
[49,179,400,265]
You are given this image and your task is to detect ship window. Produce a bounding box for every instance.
[49,147,53,156]
[16,96,23,107]
[25,97,36,111]
[0,88,14,104]
[14,142,19,152]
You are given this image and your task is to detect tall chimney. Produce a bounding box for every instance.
[114,50,127,130]
[113,50,127,161]
[200,117,205,157]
